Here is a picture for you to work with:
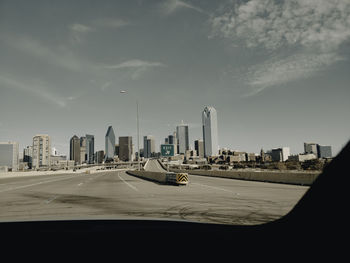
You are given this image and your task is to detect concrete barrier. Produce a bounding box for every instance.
[126,170,168,184]
[169,169,320,186]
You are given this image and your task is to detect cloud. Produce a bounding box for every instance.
[68,18,128,44]
[4,35,89,72]
[100,81,112,91]
[70,23,93,33]
[0,75,68,108]
[93,18,129,28]
[210,0,350,52]
[243,52,344,97]
[159,0,206,15]
[210,0,350,96]
[69,23,94,43]
[104,59,166,79]
[104,59,165,69]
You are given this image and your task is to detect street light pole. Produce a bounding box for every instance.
[136,100,140,171]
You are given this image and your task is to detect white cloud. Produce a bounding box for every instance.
[104,59,166,80]
[210,0,350,52]
[100,81,112,91]
[244,52,344,97]
[159,0,206,15]
[69,19,128,44]
[0,75,68,108]
[69,23,94,43]
[70,23,93,33]
[104,59,165,69]
[6,36,87,72]
[210,0,350,96]
[93,18,129,28]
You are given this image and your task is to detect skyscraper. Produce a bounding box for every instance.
[202,106,218,157]
[143,135,155,158]
[194,139,204,158]
[80,136,87,164]
[33,134,51,168]
[105,126,115,161]
[119,136,132,161]
[0,142,19,171]
[86,134,94,164]
[176,121,189,154]
[69,135,80,165]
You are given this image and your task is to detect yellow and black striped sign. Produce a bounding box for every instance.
[176,173,189,185]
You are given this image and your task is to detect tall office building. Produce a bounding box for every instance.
[33,134,51,168]
[69,135,80,165]
[86,134,94,164]
[80,136,87,164]
[119,136,133,161]
[105,126,115,161]
[194,139,204,158]
[0,142,19,171]
[143,135,155,158]
[202,106,218,157]
[176,121,189,154]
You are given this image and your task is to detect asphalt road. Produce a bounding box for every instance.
[0,169,308,225]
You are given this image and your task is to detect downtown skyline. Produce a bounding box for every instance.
[0,1,349,157]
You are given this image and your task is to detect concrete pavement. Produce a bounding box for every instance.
[0,169,308,225]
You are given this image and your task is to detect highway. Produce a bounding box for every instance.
[0,163,309,225]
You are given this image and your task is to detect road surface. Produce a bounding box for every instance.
[0,168,308,225]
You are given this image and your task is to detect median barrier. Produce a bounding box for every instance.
[169,169,320,186]
[126,170,168,184]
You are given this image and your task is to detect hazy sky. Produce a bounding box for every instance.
[1,0,350,157]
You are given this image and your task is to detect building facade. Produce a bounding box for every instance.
[23,145,33,168]
[194,139,204,158]
[119,136,133,161]
[0,142,19,171]
[80,136,87,164]
[271,147,290,162]
[86,134,94,164]
[33,134,51,168]
[176,121,189,154]
[143,135,156,158]
[304,142,318,156]
[317,145,332,158]
[105,126,115,161]
[69,135,80,165]
[202,106,218,157]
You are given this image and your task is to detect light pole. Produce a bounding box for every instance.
[136,100,140,171]
[121,91,140,171]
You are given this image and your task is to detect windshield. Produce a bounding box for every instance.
[0,0,349,225]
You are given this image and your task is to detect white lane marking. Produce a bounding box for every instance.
[191,182,240,195]
[44,195,58,204]
[118,173,138,192]
[0,174,83,194]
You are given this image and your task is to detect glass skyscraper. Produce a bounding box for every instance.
[176,121,189,154]
[86,134,94,164]
[202,106,218,157]
[105,126,115,162]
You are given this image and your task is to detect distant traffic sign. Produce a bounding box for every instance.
[161,144,174,157]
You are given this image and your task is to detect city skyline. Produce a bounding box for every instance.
[0,1,349,157]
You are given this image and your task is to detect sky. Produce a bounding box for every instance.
[0,0,349,157]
